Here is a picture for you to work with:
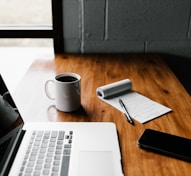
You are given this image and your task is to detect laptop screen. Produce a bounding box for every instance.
[0,74,24,173]
[0,74,23,138]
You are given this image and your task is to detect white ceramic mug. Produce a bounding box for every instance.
[45,73,81,112]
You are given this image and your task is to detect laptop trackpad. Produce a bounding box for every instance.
[79,151,115,176]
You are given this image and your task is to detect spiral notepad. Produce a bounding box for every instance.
[96,79,172,123]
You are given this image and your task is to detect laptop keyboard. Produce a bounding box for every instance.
[19,130,73,176]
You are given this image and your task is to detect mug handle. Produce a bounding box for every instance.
[45,80,55,100]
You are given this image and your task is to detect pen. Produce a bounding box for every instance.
[119,99,134,125]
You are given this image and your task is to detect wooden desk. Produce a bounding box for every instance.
[14,54,191,176]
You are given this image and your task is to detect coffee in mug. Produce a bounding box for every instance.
[56,76,78,82]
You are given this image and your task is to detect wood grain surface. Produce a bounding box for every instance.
[14,54,191,176]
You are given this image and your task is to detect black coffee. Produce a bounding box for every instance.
[57,76,78,82]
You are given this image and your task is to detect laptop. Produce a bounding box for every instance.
[0,74,123,176]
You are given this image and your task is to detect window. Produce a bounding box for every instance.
[0,0,53,47]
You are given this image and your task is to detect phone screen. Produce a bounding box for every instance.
[137,129,191,162]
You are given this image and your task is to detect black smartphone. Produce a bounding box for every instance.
[137,129,191,162]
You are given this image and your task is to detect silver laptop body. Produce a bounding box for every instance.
[0,74,123,176]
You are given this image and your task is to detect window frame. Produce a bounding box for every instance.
[0,0,64,53]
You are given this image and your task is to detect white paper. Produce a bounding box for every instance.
[96,79,172,123]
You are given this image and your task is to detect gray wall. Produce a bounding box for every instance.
[62,0,191,57]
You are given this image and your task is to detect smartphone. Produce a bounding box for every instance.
[137,129,191,162]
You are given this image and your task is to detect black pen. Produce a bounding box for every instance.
[119,99,134,125]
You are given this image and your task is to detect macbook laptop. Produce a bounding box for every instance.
[0,74,123,176]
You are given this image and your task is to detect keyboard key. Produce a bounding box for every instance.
[57,141,63,145]
[39,148,46,153]
[20,166,24,172]
[43,135,50,140]
[58,131,65,140]
[63,149,71,155]
[44,131,50,135]
[25,167,33,173]
[49,142,55,147]
[33,146,39,151]
[44,163,51,168]
[34,171,41,176]
[45,158,52,163]
[54,155,61,160]
[34,141,40,146]
[50,138,56,142]
[29,156,36,161]
[43,169,50,175]
[65,135,69,139]
[31,151,38,156]
[64,144,71,148]
[36,161,43,167]
[22,160,27,166]
[27,162,35,167]
[61,155,70,176]
[55,150,62,155]
[37,131,43,137]
[53,161,60,166]
[48,147,54,152]
[52,166,59,172]
[51,173,59,176]
[56,145,62,150]
[51,131,58,138]
[38,153,45,159]
[35,165,43,170]
[47,153,53,157]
